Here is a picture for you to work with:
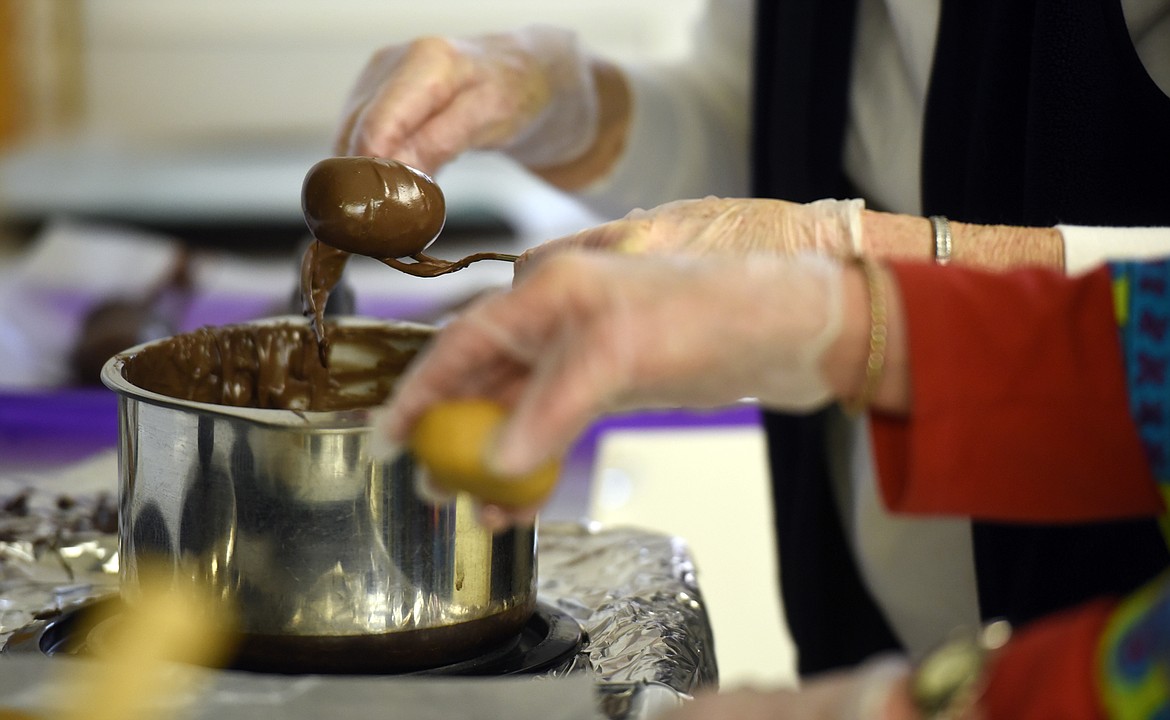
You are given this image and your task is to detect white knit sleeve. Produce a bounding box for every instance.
[578,0,754,219]
[1058,224,1170,275]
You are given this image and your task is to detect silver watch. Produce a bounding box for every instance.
[910,620,1012,720]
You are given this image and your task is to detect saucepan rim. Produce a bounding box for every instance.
[99,314,433,430]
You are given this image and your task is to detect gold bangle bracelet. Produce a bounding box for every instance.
[842,258,887,415]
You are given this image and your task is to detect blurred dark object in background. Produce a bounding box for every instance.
[68,250,193,386]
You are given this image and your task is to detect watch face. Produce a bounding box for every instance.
[912,640,984,712]
[911,621,1010,718]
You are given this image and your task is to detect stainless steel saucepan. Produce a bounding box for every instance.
[100,316,536,673]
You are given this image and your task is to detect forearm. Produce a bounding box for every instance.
[861,210,1066,271]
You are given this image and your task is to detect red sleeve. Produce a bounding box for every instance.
[870,263,1162,522]
[982,598,1114,719]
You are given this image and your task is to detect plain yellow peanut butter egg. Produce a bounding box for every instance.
[409,399,561,508]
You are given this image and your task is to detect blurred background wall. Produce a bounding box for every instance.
[81,1,702,141]
[0,0,704,242]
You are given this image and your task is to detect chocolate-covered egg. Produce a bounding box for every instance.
[302,156,446,259]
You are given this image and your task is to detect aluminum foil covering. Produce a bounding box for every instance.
[1,478,716,720]
[537,522,717,694]
[0,483,120,641]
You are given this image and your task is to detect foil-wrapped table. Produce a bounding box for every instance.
[0,474,717,720]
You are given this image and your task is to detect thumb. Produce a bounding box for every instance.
[514,221,644,283]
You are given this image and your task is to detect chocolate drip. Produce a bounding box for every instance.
[299,239,351,363]
[298,156,517,357]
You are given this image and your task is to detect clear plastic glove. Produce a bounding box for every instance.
[658,655,913,720]
[334,25,599,173]
[372,251,847,523]
[516,196,864,273]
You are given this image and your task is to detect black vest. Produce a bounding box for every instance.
[752,0,1170,674]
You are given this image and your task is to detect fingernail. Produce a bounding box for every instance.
[486,425,532,478]
[477,505,513,534]
[412,466,454,506]
[366,406,403,463]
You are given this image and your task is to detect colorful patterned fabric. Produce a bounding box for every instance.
[1099,571,1170,720]
[1111,260,1170,488]
[1102,259,1170,719]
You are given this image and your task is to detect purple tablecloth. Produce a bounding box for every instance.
[0,287,761,471]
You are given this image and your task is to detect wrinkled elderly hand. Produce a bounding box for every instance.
[334,25,598,173]
[372,252,848,524]
[516,196,864,273]
[659,656,913,720]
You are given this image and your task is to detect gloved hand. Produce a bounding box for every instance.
[334,25,599,173]
[657,655,913,720]
[515,196,865,274]
[372,251,849,524]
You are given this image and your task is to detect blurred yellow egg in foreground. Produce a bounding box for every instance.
[409,399,560,508]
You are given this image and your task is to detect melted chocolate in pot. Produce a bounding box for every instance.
[121,322,431,412]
